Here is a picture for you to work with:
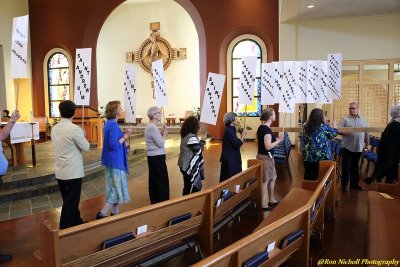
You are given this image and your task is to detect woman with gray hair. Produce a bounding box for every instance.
[219,112,247,182]
[365,105,400,184]
[145,106,169,204]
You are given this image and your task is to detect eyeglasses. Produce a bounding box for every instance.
[349,107,358,110]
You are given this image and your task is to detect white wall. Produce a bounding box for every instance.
[279,14,400,128]
[0,0,32,120]
[97,0,200,121]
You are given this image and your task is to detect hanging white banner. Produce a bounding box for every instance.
[124,65,137,123]
[152,59,168,107]
[279,61,296,113]
[306,60,322,103]
[74,48,92,106]
[200,73,225,125]
[319,61,332,104]
[261,63,277,105]
[295,61,307,104]
[273,61,285,105]
[238,56,257,105]
[327,53,342,100]
[11,15,29,78]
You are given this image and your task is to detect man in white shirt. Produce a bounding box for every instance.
[51,100,90,229]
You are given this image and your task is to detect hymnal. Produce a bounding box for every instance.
[168,213,192,226]
[242,250,269,267]
[102,232,135,249]
[279,229,304,249]
[221,188,230,198]
[223,191,236,201]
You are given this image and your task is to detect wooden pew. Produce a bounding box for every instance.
[33,161,264,266]
[34,191,211,267]
[191,204,309,267]
[367,173,400,262]
[205,160,263,253]
[192,161,336,267]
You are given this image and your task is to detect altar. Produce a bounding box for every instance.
[1,122,40,167]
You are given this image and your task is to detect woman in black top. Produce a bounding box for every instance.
[256,108,283,209]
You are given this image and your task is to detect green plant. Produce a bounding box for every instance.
[237,117,252,134]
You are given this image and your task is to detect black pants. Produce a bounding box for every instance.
[341,148,362,188]
[180,168,200,195]
[303,161,319,181]
[147,155,170,204]
[57,178,83,229]
[373,161,399,183]
[219,161,242,183]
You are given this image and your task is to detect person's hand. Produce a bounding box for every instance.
[277,135,284,142]
[162,124,168,138]
[241,129,247,141]
[125,126,133,137]
[10,110,20,122]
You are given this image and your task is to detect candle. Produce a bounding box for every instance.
[30,111,33,122]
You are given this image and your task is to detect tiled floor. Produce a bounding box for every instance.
[0,134,182,220]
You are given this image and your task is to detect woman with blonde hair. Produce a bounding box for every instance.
[256,108,283,209]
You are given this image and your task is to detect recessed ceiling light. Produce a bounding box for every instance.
[307,5,315,8]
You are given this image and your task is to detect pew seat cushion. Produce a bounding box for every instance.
[367,191,400,260]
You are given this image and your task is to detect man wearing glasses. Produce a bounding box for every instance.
[338,102,369,191]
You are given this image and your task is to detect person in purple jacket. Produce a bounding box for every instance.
[219,112,247,182]
[96,101,133,219]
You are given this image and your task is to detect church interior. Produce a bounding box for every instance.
[0,0,400,266]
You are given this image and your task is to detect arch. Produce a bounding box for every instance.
[226,35,267,115]
[42,48,74,118]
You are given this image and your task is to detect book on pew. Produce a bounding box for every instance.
[279,229,304,249]
[242,250,269,267]
[102,232,135,249]
[168,213,192,226]
[244,178,257,188]
[223,191,236,201]
[221,188,230,198]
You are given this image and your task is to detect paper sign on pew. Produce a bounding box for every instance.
[11,15,29,78]
[124,65,137,123]
[200,73,225,125]
[74,48,92,106]
[152,59,168,107]
[238,56,257,105]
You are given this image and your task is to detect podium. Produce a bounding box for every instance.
[73,107,104,148]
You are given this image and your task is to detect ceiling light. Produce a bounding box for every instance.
[307,5,315,8]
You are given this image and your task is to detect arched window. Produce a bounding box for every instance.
[47,52,71,117]
[231,39,262,117]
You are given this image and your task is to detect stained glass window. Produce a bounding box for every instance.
[47,53,70,117]
[231,40,262,117]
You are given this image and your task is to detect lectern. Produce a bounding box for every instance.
[73,107,103,148]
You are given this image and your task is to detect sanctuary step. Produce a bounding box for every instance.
[0,149,146,204]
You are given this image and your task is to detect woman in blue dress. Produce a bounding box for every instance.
[97,101,133,219]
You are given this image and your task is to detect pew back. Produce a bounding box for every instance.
[37,191,211,266]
